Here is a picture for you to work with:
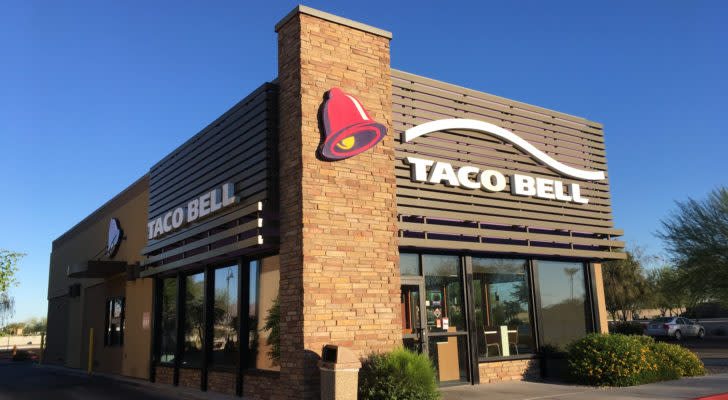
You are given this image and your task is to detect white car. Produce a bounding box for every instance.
[644,316,705,340]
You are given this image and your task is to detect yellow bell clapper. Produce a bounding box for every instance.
[336,136,355,150]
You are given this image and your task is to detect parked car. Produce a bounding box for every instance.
[643,316,705,340]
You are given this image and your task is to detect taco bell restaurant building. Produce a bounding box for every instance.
[46,6,625,399]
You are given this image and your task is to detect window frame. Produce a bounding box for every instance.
[104,296,125,347]
[399,251,599,385]
[151,255,276,394]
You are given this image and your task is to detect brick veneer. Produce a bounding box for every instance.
[276,8,400,400]
[155,365,174,385]
[178,368,201,389]
[244,371,280,400]
[207,370,235,396]
[478,359,540,383]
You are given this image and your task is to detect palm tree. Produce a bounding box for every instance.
[564,267,581,300]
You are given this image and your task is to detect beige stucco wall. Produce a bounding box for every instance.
[592,263,609,333]
[122,277,153,378]
[46,175,150,373]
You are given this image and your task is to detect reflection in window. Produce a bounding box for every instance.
[400,253,420,276]
[182,273,205,367]
[537,261,590,349]
[160,278,177,363]
[253,256,281,371]
[472,258,533,359]
[423,255,464,332]
[212,265,238,367]
[105,297,125,347]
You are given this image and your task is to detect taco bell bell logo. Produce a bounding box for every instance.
[318,88,387,161]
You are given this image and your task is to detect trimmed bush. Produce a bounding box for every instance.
[609,321,646,335]
[652,342,705,377]
[359,348,440,400]
[567,333,662,386]
[566,333,704,386]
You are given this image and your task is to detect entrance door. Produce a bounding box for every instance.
[401,282,425,353]
[401,271,471,385]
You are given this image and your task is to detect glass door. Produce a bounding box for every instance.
[401,281,425,354]
[400,254,472,385]
[422,255,470,385]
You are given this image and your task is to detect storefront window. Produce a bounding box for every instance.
[536,261,590,349]
[104,297,125,347]
[400,253,420,276]
[423,255,465,332]
[252,256,280,371]
[182,272,205,367]
[472,258,533,360]
[212,265,238,367]
[160,278,177,363]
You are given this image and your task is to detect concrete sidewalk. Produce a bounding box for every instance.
[441,374,728,400]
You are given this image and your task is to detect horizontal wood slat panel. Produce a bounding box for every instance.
[149,141,268,216]
[394,140,609,188]
[143,202,263,254]
[396,187,612,220]
[143,82,277,272]
[393,121,607,170]
[394,167,612,205]
[150,109,269,192]
[392,70,621,259]
[398,206,623,236]
[398,222,626,248]
[398,237,626,260]
[140,235,263,278]
[392,89,606,152]
[392,112,607,164]
[142,218,262,265]
[400,196,614,228]
[397,179,613,212]
[392,70,604,134]
[151,85,271,174]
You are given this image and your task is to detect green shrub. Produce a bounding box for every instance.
[567,333,661,386]
[609,321,646,335]
[359,348,440,400]
[651,342,705,377]
[566,333,704,387]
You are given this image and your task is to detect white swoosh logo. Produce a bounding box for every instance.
[403,119,605,181]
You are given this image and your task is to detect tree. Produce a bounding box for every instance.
[646,266,686,316]
[0,250,25,327]
[602,249,649,321]
[658,186,728,305]
[0,250,24,294]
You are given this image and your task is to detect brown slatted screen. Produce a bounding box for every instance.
[140,83,279,276]
[392,70,624,259]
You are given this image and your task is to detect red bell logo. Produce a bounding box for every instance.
[319,88,387,160]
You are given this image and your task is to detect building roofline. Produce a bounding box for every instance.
[275,5,392,39]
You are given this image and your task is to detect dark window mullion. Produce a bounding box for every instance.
[202,266,213,391]
[150,276,159,382]
[104,299,110,347]
[463,255,479,384]
[120,297,126,347]
[236,258,245,397]
[174,272,184,386]
[529,260,544,351]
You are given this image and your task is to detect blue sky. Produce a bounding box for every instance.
[2,1,726,322]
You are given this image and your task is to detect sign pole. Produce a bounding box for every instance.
[39,333,45,365]
[87,328,94,374]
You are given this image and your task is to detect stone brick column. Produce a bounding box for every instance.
[275,6,400,399]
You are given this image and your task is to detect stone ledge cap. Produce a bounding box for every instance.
[275,5,392,39]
